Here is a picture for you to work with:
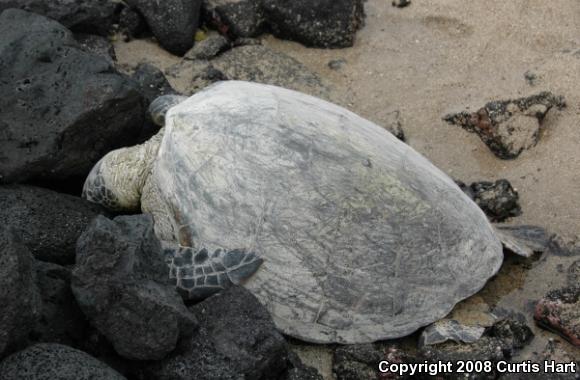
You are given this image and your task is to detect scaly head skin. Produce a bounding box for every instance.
[82,129,165,211]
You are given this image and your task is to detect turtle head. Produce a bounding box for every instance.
[149,94,188,127]
[83,149,143,211]
[82,132,163,211]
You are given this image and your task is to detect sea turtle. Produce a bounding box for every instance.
[83,81,531,344]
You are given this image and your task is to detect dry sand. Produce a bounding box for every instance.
[114,0,580,377]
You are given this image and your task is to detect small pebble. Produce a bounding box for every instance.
[328,59,347,70]
[392,0,411,8]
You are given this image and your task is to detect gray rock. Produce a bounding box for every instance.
[167,44,329,98]
[184,33,231,60]
[202,0,265,38]
[72,214,197,360]
[31,262,89,347]
[0,185,107,264]
[0,9,144,184]
[125,0,202,55]
[262,0,365,48]
[140,286,289,380]
[0,227,41,359]
[419,320,486,348]
[0,343,126,380]
[74,33,116,65]
[211,45,330,99]
[0,0,118,36]
[444,92,566,159]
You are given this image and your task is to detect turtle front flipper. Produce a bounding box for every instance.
[166,245,263,302]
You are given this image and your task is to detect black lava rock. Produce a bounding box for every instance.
[262,0,365,48]
[463,179,522,222]
[0,9,144,184]
[0,343,127,380]
[140,286,289,380]
[420,337,503,380]
[0,0,119,36]
[419,319,536,380]
[444,92,565,159]
[118,4,147,40]
[125,0,202,55]
[74,33,116,65]
[131,63,178,141]
[202,0,365,48]
[0,185,108,265]
[280,352,324,380]
[31,262,89,348]
[0,227,41,359]
[333,343,414,380]
[131,63,177,106]
[72,214,197,360]
[486,319,534,356]
[333,344,386,380]
[202,0,265,38]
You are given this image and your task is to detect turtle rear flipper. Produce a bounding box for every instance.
[494,224,551,258]
[167,246,263,301]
